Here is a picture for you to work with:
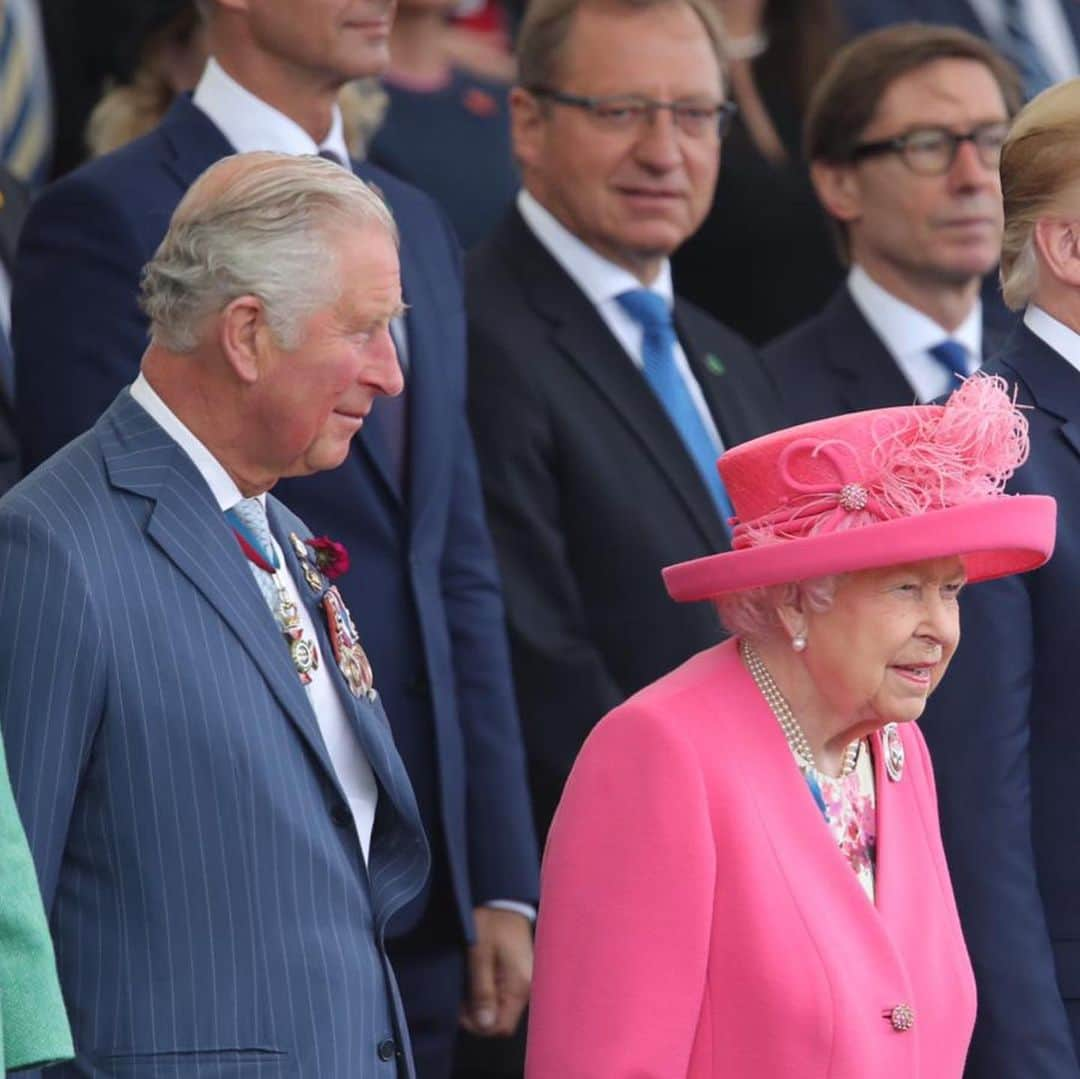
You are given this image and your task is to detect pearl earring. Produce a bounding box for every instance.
[792,634,807,653]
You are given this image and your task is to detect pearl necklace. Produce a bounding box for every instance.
[740,639,860,778]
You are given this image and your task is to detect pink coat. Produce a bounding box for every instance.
[526,639,976,1078]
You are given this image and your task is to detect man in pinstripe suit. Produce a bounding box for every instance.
[0,152,430,1077]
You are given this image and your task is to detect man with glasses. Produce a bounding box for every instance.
[763,24,1022,423]
[466,0,782,849]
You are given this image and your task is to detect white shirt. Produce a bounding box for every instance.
[967,0,1079,85]
[1024,304,1080,373]
[516,189,726,454]
[129,374,379,863]
[847,265,983,404]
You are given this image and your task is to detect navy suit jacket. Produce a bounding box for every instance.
[12,95,539,941]
[0,391,430,1077]
[839,0,1080,47]
[763,285,1004,424]
[467,207,784,836]
[920,323,1080,1077]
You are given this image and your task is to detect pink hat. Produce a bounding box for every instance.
[663,375,1056,602]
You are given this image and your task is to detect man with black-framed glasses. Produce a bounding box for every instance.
[764,23,1022,424]
[465,0,782,863]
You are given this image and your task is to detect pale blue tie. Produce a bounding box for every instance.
[617,288,734,527]
[929,339,969,385]
[0,0,51,187]
[227,497,281,614]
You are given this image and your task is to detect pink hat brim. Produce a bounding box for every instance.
[663,495,1057,602]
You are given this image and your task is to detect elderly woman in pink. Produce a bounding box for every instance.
[525,377,1056,1079]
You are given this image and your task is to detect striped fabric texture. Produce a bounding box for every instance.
[0,390,430,1078]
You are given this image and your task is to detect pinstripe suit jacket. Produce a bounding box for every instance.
[0,390,430,1078]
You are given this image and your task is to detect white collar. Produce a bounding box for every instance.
[516,189,674,309]
[847,264,982,364]
[130,372,255,513]
[1024,304,1080,374]
[193,56,351,164]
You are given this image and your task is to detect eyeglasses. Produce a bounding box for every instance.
[850,122,1009,176]
[528,87,737,139]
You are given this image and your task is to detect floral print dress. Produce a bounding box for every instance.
[793,742,878,902]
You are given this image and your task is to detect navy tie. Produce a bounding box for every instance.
[929,339,969,384]
[617,288,734,526]
[0,322,13,406]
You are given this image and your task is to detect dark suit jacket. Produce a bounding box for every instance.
[839,0,1080,47]
[0,390,430,1078]
[466,207,784,836]
[12,95,538,948]
[0,166,27,495]
[762,285,1004,424]
[920,322,1080,1077]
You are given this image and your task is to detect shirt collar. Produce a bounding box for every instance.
[847,264,982,364]
[516,189,674,309]
[1024,304,1080,374]
[130,372,256,513]
[193,56,351,164]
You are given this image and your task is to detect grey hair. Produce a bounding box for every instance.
[140,151,397,353]
[715,576,842,641]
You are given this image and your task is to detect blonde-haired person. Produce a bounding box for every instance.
[920,76,1080,1078]
[526,375,1056,1078]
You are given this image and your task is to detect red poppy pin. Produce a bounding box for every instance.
[307,536,350,579]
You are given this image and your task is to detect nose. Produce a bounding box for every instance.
[919,591,961,653]
[371,325,405,398]
[633,107,683,171]
[947,137,996,192]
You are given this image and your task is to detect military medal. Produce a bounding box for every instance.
[226,513,320,686]
[883,723,904,782]
[323,585,377,701]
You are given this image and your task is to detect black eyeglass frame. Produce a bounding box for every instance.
[528,87,738,138]
[849,122,1010,176]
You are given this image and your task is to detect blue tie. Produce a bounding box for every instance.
[617,288,734,526]
[227,498,282,614]
[1001,0,1054,98]
[0,323,13,406]
[929,339,969,384]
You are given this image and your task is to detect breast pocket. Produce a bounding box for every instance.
[89,1048,295,1078]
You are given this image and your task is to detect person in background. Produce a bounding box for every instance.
[369,0,518,247]
[527,375,1056,1078]
[11,1,540,1074]
[763,24,1020,424]
[921,76,1080,1078]
[673,0,847,345]
[85,0,207,158]
[467,0,782,846]
[839,0,1080,101]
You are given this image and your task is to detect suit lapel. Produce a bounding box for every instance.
[269,508,422,831]
[157,95,237,191]
[101,392,341,787]
[999,323,1080,464]
[505,211,728,550]
[822,290,917,412]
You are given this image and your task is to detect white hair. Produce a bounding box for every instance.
[140,151,397,352]
[715,576,842,641]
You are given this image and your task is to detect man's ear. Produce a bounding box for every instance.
[1033,216,1080,290]
[510,87,546,174]
[811,160,864,226]
[219,295,269,384]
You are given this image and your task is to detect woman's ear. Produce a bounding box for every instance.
[775,598,808,651]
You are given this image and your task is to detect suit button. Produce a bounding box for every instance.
[376,1038,397,1062]
[331,803,352,828]
[885,1003,915,1032]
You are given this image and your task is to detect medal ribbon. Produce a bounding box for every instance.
[225,507,280,575]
